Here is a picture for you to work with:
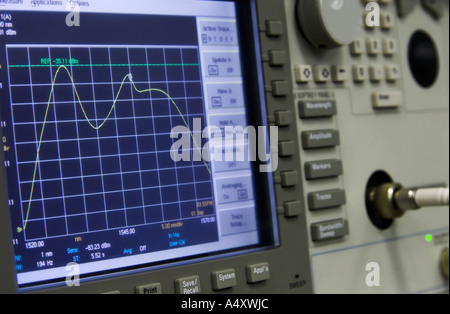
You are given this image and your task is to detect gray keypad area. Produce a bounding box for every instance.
[297,92,347,243]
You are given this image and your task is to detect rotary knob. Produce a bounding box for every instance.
[296,0,363,49]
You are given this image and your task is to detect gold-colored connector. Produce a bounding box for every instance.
[367,183,405,220]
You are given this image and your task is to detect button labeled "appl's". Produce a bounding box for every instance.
[247,263,270,283]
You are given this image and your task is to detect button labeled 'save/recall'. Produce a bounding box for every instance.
[175,276,201,294]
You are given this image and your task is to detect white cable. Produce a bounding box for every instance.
[414,187,449,208]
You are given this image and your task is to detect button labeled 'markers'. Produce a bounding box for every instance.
[304,159,343,180]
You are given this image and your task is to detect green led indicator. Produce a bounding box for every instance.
[425,234,433,242]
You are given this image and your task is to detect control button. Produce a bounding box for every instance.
[281,171,299,187]
[369,64,384,82]
[308,189,347,211]
[216,176,254,204]
[275,110,293,127]
[367,38,382,55]
[364,11,377,30]
[279,140,296,157]
[310,219,349,242]
[271,81,289,97]
[313,65,331,83]
[332,65,349,83]
[219,208,257,236]
[385,64,401,81]
[372,91,403,109]
[302,130,340,149]
[268,50,287,67]
[304,159,343,180]
[284,200,302,218]
[212,269,237,291]
[350,38,366,55]
[175,276,201,294]
[298,100,337,119]
[383,38,397,56]
[294,65,313,83]
[353,65,369,82]
[135,283,163,294]
[380,12,395,29]
[422,0,443,19]
[247,263,270,283]
[265,20,284,37]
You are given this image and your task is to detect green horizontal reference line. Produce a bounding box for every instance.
[8,63,200,68]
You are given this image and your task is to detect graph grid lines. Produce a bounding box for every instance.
[6,45,214,241]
